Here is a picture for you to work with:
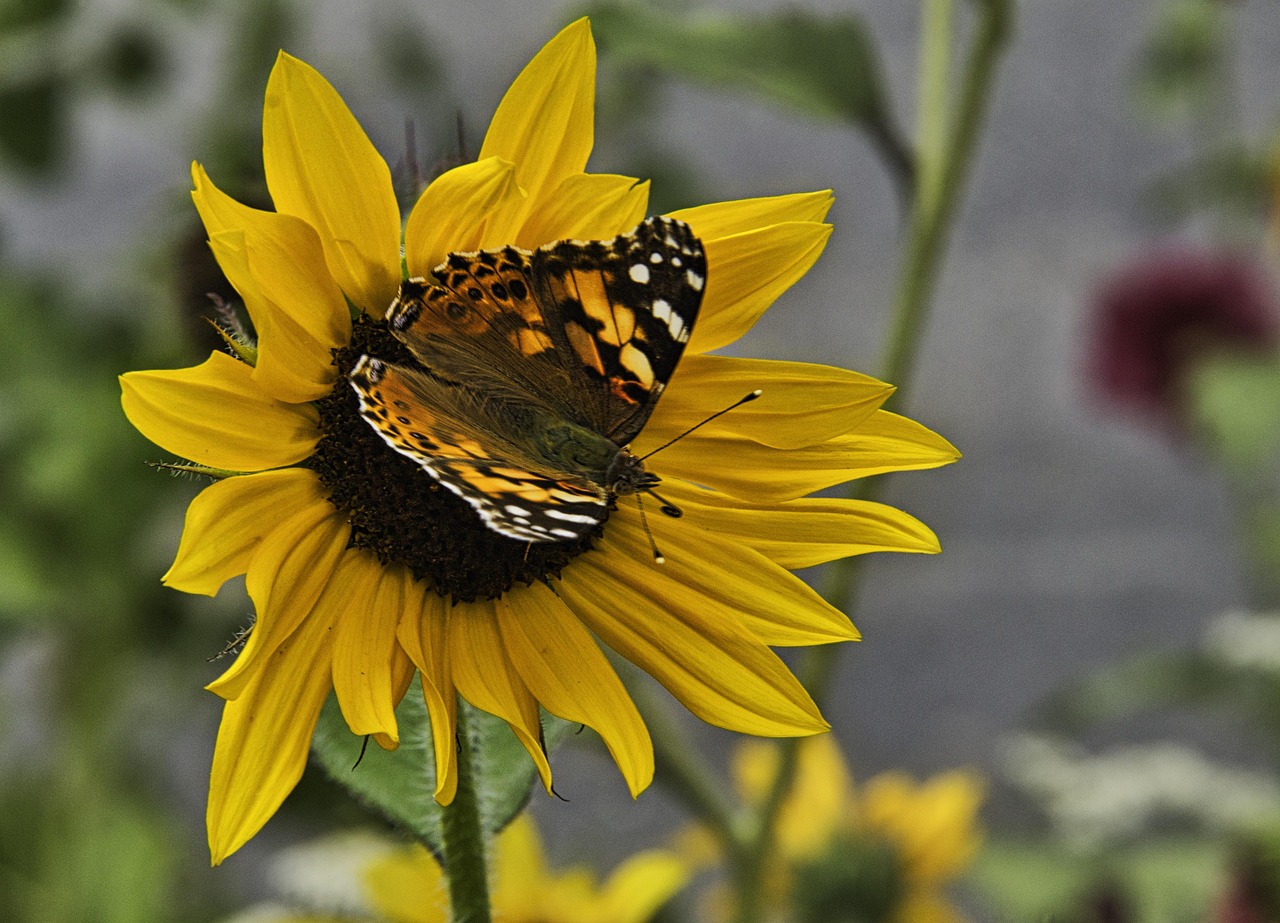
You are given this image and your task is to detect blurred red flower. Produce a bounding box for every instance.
[1088,248,1279,427]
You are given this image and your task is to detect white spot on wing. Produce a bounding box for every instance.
[650,252,664,264]
[652,298,685,341]
[546,509,600,524]
[629,263,650,284]
[686,270,704,292]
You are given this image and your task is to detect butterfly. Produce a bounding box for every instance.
[349,216,706,543]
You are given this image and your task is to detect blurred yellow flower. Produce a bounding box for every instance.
[366,814,688,923]
[120,18,957,863]
[219,815,687,923]
[696,737,984,923]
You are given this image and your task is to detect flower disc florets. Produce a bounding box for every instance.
[308,315,597,602]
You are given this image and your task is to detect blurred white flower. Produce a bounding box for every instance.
[1005,734,1280,848]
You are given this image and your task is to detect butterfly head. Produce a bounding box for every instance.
[606,447,661,499]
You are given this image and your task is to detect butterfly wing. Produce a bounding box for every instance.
[352,217,705,542]
[529,215,705,445]
[349,357,609,542]
[386,216,705,446]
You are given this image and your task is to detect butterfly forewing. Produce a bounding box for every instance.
[350,216,706,543]
[531,216,705,444]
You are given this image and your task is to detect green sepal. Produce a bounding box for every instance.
[145,460,240,481]
[311,676,574,857]
[204,317,258,366]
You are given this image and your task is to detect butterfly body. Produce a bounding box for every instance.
[350,216,705,543]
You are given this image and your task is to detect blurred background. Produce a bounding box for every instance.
[3,0,1280,919]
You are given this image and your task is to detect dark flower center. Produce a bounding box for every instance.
[307,315,598,602]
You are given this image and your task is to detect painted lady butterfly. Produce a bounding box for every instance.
[349,216,706,543]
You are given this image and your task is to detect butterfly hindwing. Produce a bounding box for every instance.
[349,357,608,542]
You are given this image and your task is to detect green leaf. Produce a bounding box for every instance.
[96,23,167,99]
[312,677,574,856]
[0,73,68,177]
[586,2,909,179]
[970,838,1227,922]
[0,0,70,30]
[1134,0,1227,119]
[1187,353,1280,473]
[1142,145,1275,227]
[1034,644,1280,755]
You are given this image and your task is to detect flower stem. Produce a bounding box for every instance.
[627,670,743,854]
[915,0,953,218]
[729,4,1013,922]
[440,701,492,923]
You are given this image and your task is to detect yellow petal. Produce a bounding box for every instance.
[477,19,595,240]
[686,221,832,354]
[192,163,349,402]
[491,815,552,910]
[496,582,653,796]
[648,354,894,450]
[606,508,857,647]
[597,850,691,923]
[396,587,458,804]
[120,352,319,471]
[653,479,941,569]
[863,770,984,883]
[330,551,412,743]
[514,173,649,248]
[736,737,855,860]
[448,600,553,792]
[164,468,325,595]
[206,503,350,701]
[556,555,827,737]
[669,190,834,240]
[365,846,448,923]
[262,53,401,315]
[205,233,331,403]
[646,409,961,503]
[404,156,523,279]
[207,606,336,864]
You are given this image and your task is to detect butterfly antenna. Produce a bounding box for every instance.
[638,390,762,462]
[634,493,666,565]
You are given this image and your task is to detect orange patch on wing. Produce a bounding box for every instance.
[571,270,635,347]
[565,321,605,374]
[618,342,654,386]
[513,327,555,356]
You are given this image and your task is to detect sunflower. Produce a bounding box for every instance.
[120,18,958,864]
[366,814,688,923]
[219,816,688,923]
[687,737,984,923]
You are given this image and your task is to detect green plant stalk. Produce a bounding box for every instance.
[915,0,953,217]
[625,670,744,857]
[439,701,493,923]
[729,3,1013,922]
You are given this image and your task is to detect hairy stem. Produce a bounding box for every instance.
[440,701,492,923]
